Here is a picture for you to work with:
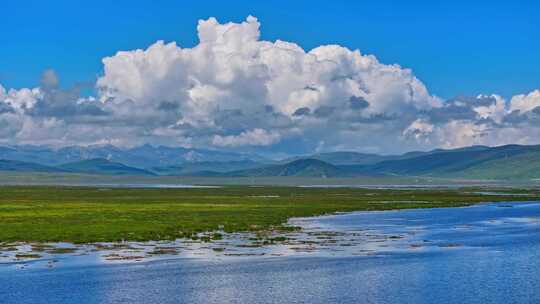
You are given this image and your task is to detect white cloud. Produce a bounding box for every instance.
[212,128,280,147]
[0,87,39,111]
[437,120,489,148]
[96,16,440,132]
[473,94,507,123]
[0,16,539,155]
[509,90,540,114]
[403,119,434,142]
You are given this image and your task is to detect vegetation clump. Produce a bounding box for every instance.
[15,253,42,259]
[47,247,77,254]
[148,247,178,255]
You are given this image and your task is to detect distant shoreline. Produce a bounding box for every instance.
[0,171,535,188]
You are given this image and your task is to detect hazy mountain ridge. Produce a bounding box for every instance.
[282,152,393,166]
[0,144,267,168]
[358,144,540,177]
[226,159,342,177]
[58,158,155,176]
[2,144,540,180]
[0,159,66,173]
[145,144,540,179]
[150,160,263,175]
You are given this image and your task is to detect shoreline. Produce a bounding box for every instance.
[2,200,538,270]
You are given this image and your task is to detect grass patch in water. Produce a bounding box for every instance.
[15,253,42,259]
[47,247,77,254]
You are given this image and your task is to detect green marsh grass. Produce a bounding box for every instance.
[0,186,538,244]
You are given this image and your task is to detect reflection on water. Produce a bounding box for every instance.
[1,202,540,304]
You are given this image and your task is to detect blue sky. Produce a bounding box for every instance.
[2,0,539,99]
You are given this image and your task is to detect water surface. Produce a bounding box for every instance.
[2,202,539,304]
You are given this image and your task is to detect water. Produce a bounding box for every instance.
[42,183,222,189]
[2,202,540,304]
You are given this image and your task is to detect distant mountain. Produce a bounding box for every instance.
[350,144,540,179]
[227,159,342,177]
[283,152,392,165]
[125,144,267,165]
[287,146,493,166]
[453,151,540,180]
[58,158,154,176]
[0,144,267,168]
[150,160,263,175]
[3,144,540,180]
[0,160,65,173]
[241,145,540,180]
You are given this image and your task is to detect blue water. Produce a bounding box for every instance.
[2,202,540,304]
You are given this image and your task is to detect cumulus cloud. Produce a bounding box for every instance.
[509,90,540,114]
[92,16,443,152]
[473,94,506,124]
[0,16,539,154]
[212,128,280,147]
[402,119,434,143]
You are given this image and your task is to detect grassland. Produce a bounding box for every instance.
[0,186,539,244]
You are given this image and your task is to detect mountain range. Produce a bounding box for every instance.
[2,144,540,180]
[0,144,266,167]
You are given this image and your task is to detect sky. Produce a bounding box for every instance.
[1,1,539,155]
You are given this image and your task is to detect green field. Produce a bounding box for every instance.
[1,186,539,244]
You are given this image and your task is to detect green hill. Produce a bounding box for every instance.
[58,158,155,176]
[445,151,540,180]
[283,152,392,165]
[150,160,263,176]
[228,159,342,177]
[352,144,540,179]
